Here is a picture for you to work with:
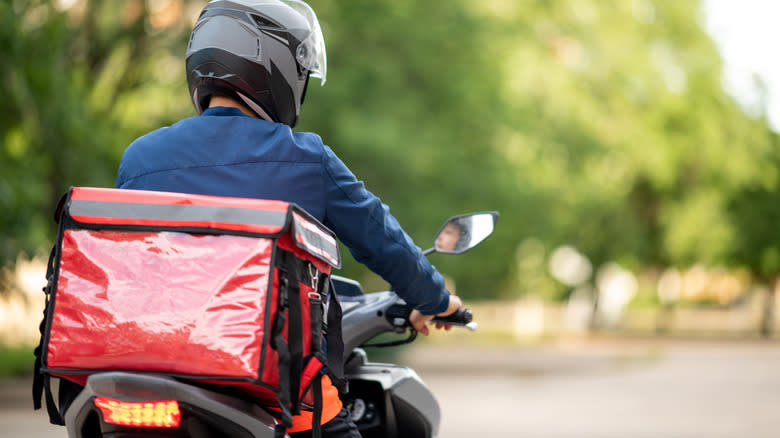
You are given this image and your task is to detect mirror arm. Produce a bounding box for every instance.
[422,247,436,256]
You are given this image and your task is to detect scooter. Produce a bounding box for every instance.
[60,212,498,438]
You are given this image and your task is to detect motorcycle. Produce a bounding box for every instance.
[59,212,498,438]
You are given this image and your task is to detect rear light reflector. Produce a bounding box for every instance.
[94,397,181,428]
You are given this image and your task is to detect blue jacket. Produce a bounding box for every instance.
[115,106,450,315]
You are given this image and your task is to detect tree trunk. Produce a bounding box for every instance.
[760,278,778,338]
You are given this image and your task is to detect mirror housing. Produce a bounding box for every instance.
[429,212,498,255]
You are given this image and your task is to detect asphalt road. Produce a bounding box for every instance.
[2,338,778,437]
[405,338,780,438]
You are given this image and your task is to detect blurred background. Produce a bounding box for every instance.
[1,0,779,436]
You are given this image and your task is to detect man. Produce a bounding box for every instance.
[115,1,463,436]
[435,219,468,252]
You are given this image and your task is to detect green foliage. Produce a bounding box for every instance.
[302,0,780,297]
[1,0,778,300]
[0,344,35,378]
[726,137,780,280]
[0,1,193,273]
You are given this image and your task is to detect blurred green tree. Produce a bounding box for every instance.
[726,128,780,334]
[0,0,196,287]
[1,0,777,305]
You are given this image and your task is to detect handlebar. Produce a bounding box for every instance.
[341,293,479,355]
[431,308,478,331]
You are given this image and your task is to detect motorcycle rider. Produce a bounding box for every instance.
[113,0,464,436]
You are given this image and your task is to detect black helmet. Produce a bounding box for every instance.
[185,0,326,127]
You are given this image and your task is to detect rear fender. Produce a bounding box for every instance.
[64,372,276,438]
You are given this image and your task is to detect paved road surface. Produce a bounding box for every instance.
[2,338,778,437]
[405,338,780,438]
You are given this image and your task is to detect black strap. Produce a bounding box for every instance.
[306,273,345,391]
[270,274,293,429]
[311,373,323,438]
[297,269,326,438]
[33,245,65,425]
[33,248,53,409]
[309,280,325,438]
[324,284,347,394]
[309,287,324,358]
[276,250,305,414]
[43,375,64,425]
[32,308,47,411]
[33,335,64,426]
[288,276,303,414]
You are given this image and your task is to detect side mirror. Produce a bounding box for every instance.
[427,212,499,255]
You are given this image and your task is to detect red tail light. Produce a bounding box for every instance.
[94,397,181,428]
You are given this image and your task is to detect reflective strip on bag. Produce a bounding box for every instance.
[67,187,290,235]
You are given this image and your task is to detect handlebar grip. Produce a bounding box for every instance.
[431,308,473,326]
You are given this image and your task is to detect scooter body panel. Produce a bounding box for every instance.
[347,360,440,438]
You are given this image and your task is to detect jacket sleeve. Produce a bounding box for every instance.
[321,146,450,315]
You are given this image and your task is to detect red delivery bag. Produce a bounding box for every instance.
[33,187,342,428]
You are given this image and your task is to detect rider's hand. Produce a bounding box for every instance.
[409,295,463,336]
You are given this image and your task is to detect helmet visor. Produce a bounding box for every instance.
[281,0,327,85]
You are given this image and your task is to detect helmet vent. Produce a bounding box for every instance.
[251,14,281,30]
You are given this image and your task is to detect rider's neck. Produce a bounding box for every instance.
[208,95,257,118]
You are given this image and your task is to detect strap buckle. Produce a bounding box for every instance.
[308,263,320,292]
